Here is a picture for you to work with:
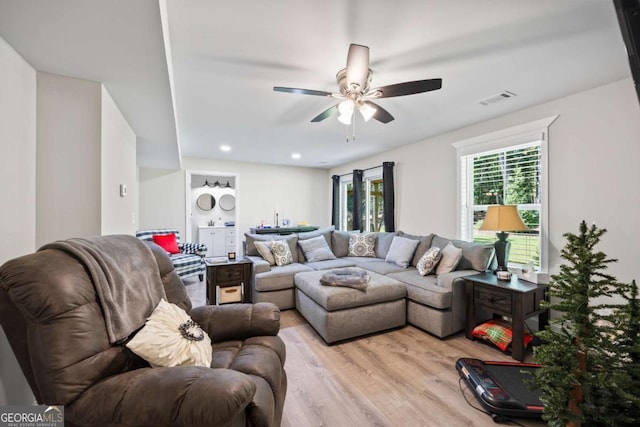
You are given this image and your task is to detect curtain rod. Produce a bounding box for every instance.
[334,161,394,178]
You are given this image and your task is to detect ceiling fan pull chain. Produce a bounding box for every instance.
[353,113,356,141]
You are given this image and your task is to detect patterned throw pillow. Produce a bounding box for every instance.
[472,319,534,352]
[255,241,276,265]
[271,240,293,266]
[125,299,212,367]
[348,233,376,257]
[416,247,442,276]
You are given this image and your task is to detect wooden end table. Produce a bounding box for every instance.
[205,258,252,305]
[464,272,549,362]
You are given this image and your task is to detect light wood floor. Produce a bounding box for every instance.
[184,280,545,426]
[279,310,546,427]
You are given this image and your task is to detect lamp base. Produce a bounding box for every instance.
[494,232,511,271]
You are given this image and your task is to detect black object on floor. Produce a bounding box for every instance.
[456,357,544,419]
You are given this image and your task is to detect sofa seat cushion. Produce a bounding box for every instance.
[304,258,357,271]
[294,268,406,312]
[355,259,410,275]
[254,263,314,292]
[386,270,451,309]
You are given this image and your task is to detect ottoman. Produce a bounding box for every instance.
[294,267,407,343]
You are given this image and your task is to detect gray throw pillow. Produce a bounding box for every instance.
[254,241,275,265]
[298,235,337,262]
[385,236,420,268]
[436,242,463,275]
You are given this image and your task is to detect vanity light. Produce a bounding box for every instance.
[220,145,231,152]
[291,153,301,160]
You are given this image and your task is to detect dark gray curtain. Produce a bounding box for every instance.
[383,161,395,232]
[352,169,363,231]
[331,175,340,227]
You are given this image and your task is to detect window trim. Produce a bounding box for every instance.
[452,116,557,271]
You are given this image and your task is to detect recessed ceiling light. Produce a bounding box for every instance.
[220,145,231,152]
[291,153,301,159]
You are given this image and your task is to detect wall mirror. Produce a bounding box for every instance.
[219,194,236,211]
[196,194,216,211]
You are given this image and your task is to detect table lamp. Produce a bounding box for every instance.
[479,205,530,271]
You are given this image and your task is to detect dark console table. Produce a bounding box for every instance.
[249,226,318,235]
[464,272,548,362]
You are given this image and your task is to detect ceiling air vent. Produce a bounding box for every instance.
[476,91,517,106]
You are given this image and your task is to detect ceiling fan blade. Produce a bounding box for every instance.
[311,105,339,122]
[273,86,334,97]
[363,101,394,124]
[371,78,442,98]
[346,44,370,91]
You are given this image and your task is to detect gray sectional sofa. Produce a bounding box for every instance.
[244,226,496,339]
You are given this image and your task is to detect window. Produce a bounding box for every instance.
[454,117,556,271]
[339,168,385,232]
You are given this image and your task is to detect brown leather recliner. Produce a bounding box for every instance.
[0,235,287,427]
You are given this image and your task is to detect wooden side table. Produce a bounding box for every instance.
[464,272,549,362]
[205,258,252,305]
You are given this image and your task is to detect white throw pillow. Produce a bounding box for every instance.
[348,232,376,257]
[417,247,442,276]
[254,241,276,265]
[435,242,463,275]
[271,239,293,266]
[126,299,212,368]
[385,236,420,268]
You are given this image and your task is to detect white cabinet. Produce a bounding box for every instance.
[198,226,236,257]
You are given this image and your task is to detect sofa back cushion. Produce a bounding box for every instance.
[374,231,399,258]
[398,232,434,266]
[331,230,351,257]
[431,235,495,272]
[244,233,299,263]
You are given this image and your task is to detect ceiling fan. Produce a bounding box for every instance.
[273,44,442,126]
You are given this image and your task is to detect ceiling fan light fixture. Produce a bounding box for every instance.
[357,101,377,122]
[338,112,352,125]
[337,99,355,125]
[338,99,355,116]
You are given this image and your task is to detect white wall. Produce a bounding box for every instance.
[101,86,138,235]
[331,78,640,291]
[139,158,330,248]
[36,72,102,246]
[0,35,36,405]
[138,167,186,234]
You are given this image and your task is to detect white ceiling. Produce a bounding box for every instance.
[0,0,632,169]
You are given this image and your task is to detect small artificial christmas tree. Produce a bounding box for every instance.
[533,221,640,426]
